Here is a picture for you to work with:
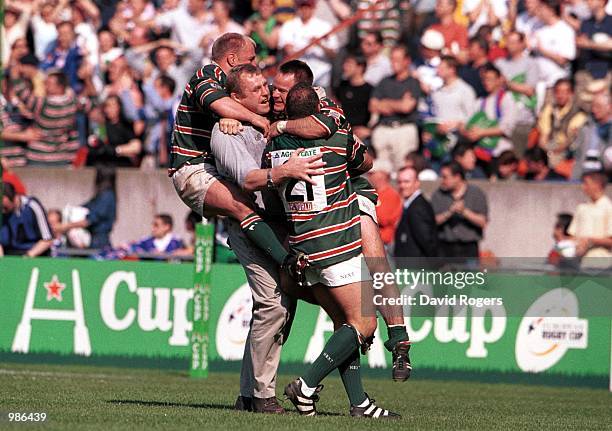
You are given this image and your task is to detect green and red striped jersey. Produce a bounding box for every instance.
[169,63,228,174]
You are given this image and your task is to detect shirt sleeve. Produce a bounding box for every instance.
[28,198,53,241]
[347,134,367,171]
[193,74,228,112]
[211,125,260,188]
[431,191,448,215]
[469,187,489,219]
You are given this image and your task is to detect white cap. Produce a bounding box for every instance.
[420,29,445,51]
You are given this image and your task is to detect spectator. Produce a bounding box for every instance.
[47,208,68,256]
[1,181,53,257]
[462,0,508,37]
[86,95,142,167]
[461,63,518,164]
[515,0,544,40]
[452,142,487,178]
[533,0,576,89]
[96,213,185,259]
[404,151,439,180]
[149,0,213,51]
[414,29,445,96]
[369,45,421,172]
[523,146,567,181]
[40,21,84,92]
[493,149,519,180]
[279,0,338,88]
[97,29,124,76]
[141,74,177,166]
[359,31,393,87]
[336,54,373,142]
[200,0,245,62]
[428,0,469,60]
[572,93,612,179]
[367,159,403,246]
[548,212,577,264]
[459,36,489,97]
[1,2,32,67]
[11,70,80,166]
[432,161,488,258]
[537,78,588,169]
[575,0,612,107]
[393,166,438,258]
[568,171,612,265]
[244,0,280,66]
[172,210,200,257]
[494,31,539,155]
[55,167,117,249]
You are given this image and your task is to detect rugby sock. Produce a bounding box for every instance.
[384,325,409,352]
[240,212,289,265]
[338,350,367,406]
[302,324,360,389]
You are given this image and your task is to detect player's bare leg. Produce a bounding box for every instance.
[361,214,412,381]
[285,281,399,418]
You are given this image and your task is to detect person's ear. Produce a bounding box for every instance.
[227,53,237,67]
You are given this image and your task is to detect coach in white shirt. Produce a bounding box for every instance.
[279,0,338,88]
[533,0,576,88]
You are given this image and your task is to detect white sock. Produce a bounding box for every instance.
[357,397,370,407]
[299,378,317,397]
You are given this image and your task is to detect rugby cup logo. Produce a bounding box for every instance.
[216,284,253,360]
[515,288,588,372]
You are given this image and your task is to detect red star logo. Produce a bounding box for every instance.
[44,275,66,302]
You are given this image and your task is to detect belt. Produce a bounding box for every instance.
[168,152,214,177]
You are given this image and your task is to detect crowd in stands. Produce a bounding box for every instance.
[0,0,610,182]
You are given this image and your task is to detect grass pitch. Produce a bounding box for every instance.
[0,362,610,430]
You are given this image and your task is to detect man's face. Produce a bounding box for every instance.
[482,71,501,94]
[360,34,381,58]
[390,49,410,76]
[228,42,257,67]
[591,97,610,123]
[397,168,420,198]
[497,162,517,178]
[57,24,75,49]
[272,72,297,113]
[440,167,461,191]
[151,217,172,239]
[187,0,204,14]
[553,83,573,107]
[506,33,524,56]
[456,149,476,171]
[44,76,60,96]
[581,176,602,199]
[437,61,451,81]
[155,47,176,71]
[435,0,454,18]
[232,73,270,115]
[298,3,315,21]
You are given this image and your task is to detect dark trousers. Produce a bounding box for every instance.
[438,241,479,259]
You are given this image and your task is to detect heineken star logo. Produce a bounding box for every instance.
[44,275,66,302]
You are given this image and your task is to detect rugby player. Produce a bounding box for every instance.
[269,84,400,418]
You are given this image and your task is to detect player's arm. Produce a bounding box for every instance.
[270,99,345,139]
[347,135,373,175]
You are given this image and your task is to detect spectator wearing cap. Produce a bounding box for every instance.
[537,78,588,170]
[575,0,612,106]
[432,161,488,259]
[523,146,567,181]
[414,29,445,96]
[336,54,374,142]
[572,93,612,180]
[359,31,393,87]
[428,0,469,61]
[367,159,403,246]
[533,0,576,89]
[370,45,422,172]
[1,182,53,257]
[394,165,438,258]
[459,36,489,98]
[279,0,339,88]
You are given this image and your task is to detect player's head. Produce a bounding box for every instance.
[397,166,421,199]
[273,60,314,113]
[285,83,319,120]
[226,64,270,115]
[152,213,173,239]
[440,161,465,191]
[211,33,257,72]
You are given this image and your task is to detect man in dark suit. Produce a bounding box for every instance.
[393,166,438,258]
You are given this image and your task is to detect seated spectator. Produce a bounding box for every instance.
[47,208,68,256]
[11,70,80,166]
[87,95,142,167]
[359,31,392,87]
[573,93,611,180]
[96,213,184,259]
[1,182,53,257]
[533,0,576,89]
[55,167,117,249]
[459,36,489,97]
[537,78,588,170]
[336,54,373,142]
[461,63,518,167]
[369,45,421,172]
[493,150,519,180]
[575,0,612,108]
[494,31,539,155]
[452,142,487,179]
[244,0,280,66]
[404,151,439,180]
[523,146,567,181]
[548,212,577,265]
[568,171,612,266]
[367,159,403,246]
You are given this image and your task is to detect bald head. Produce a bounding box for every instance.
[211,33,256,71]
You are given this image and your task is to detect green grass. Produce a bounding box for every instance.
[0,362,611,430]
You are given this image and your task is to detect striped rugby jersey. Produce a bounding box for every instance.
[169,63,228,174]
[267,130,366,268]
